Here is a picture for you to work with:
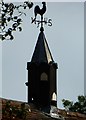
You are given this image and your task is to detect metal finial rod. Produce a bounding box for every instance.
[40,15,44,31]
[41,15,43,28]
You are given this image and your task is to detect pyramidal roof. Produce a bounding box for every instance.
[31,31,54,63]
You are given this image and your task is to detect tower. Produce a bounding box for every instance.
[25,2,58,113]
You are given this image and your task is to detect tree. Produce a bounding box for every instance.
[0,0,33,40]
[62,99,73,111]
[62,95,86,114]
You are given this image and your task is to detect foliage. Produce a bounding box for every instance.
[0,0,33,40]
[62,99,73,111]
[62,95,86,114]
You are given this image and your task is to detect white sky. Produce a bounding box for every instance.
[1,1,85,108]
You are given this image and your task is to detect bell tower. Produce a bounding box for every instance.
[25,2,58,113]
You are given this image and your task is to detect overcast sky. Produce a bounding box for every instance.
[1,1,84,108]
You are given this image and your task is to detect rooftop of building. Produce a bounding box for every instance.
[0,98,86,120]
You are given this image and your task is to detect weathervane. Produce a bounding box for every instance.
[31,2,52,31]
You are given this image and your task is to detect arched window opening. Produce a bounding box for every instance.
[41,72,48,81]
[52,92,57,101]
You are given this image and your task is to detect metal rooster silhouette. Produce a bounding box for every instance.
[31,2,52,29]
[31,2,46,23]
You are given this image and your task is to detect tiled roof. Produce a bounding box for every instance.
[0,98,86,120]
[0,98,2,120]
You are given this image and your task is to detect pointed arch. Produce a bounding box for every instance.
[40,72,48,81]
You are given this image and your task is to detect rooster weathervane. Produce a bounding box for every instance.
[31,2,52,31]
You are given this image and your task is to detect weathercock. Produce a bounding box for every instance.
[32,2,46,23]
